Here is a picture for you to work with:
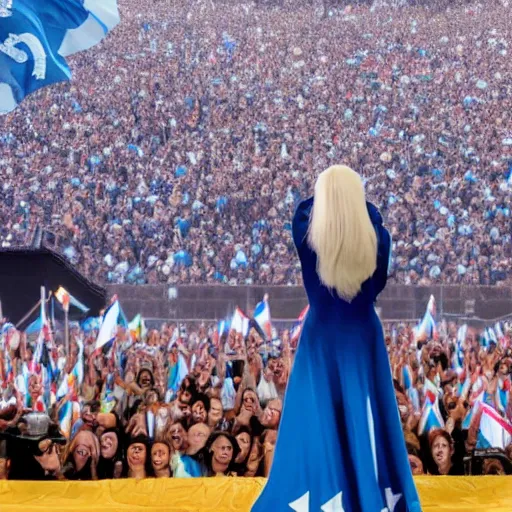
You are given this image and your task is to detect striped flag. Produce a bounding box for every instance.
[230,307,250,337]
[424,378,440,405]
[476,403,512,450]
[495,377,510,416]
[290,305,310,345]
[254,297,272,341]
[413,297,437,342]
[418,398,445,436]
[95,300,120,351]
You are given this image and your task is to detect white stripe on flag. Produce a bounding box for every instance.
[95,301,119,350]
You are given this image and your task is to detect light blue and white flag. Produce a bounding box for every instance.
[0,0,120,114]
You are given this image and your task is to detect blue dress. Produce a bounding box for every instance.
[252,197,421,512]
[0,0,119,114]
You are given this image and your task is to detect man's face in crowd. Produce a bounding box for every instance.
[151,442,170,473]
[186,423,210,455]
[208,398,223,427]
[35,439,62,474]
[28,375,42,397]
[144,389,159,406]
[82,405,98,427]
[191,400,207,424]
[169,422,187,452]
[241,390,258,414]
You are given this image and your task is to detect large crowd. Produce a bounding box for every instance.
[1,0,512,286]
[0,309,511,480]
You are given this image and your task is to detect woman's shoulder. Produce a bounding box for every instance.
[366,201,383,226]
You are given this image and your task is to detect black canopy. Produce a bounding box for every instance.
[0,247,106,325]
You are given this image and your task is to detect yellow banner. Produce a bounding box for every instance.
[0,476,510,512]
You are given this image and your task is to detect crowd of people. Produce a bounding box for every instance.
[0,310,511,481]
[1,0,512,286]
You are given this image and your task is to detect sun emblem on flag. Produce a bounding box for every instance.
[0,0,13,18]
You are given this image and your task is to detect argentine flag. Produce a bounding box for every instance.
[0,0,120,114]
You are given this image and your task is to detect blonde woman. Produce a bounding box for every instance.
[252,166,421,512]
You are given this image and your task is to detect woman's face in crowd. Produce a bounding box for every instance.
[408,454,424,475]
[235,432,251,463]
[431,436,452,469]
[100,432,118,460]
[192,401,207,424]
[151,443,170,473]
[244,440,261,477]
[169,423,187,452]
[73,433,94,472]
[210,436,233,467]
[260,399,282,428]
[127,443,147,469]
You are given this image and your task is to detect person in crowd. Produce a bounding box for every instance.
[150,439,172,478]
[124,435,151,479]
[97,428,124,479]
[427,429,465,476]
[202,431,240,477]
[63,429,101,480]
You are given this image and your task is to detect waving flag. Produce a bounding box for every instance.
[128,314,147,342]
[476,403,512,450]
[418,398,445,436]
[230,307,250,337]
[55,286,89,314]
[95,299,120,351]
[254,297,272,341]
[290,304,309,345]
[413,299,437,342]
[0,0,120,114]
[495,376,510,417]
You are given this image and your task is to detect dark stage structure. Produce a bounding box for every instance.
[0,246,106,326]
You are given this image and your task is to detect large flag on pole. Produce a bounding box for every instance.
[0,0,120,114]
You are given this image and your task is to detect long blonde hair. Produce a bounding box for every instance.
[307,165,377,302]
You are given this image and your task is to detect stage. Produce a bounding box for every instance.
[0,476,510,511]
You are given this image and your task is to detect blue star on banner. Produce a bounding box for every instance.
[0,0,120,114]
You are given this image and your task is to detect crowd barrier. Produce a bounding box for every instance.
[0,476,511,512]
[107,283,512,324]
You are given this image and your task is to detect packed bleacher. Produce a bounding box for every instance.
[0,293,511,480]
[1,0,512,286]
